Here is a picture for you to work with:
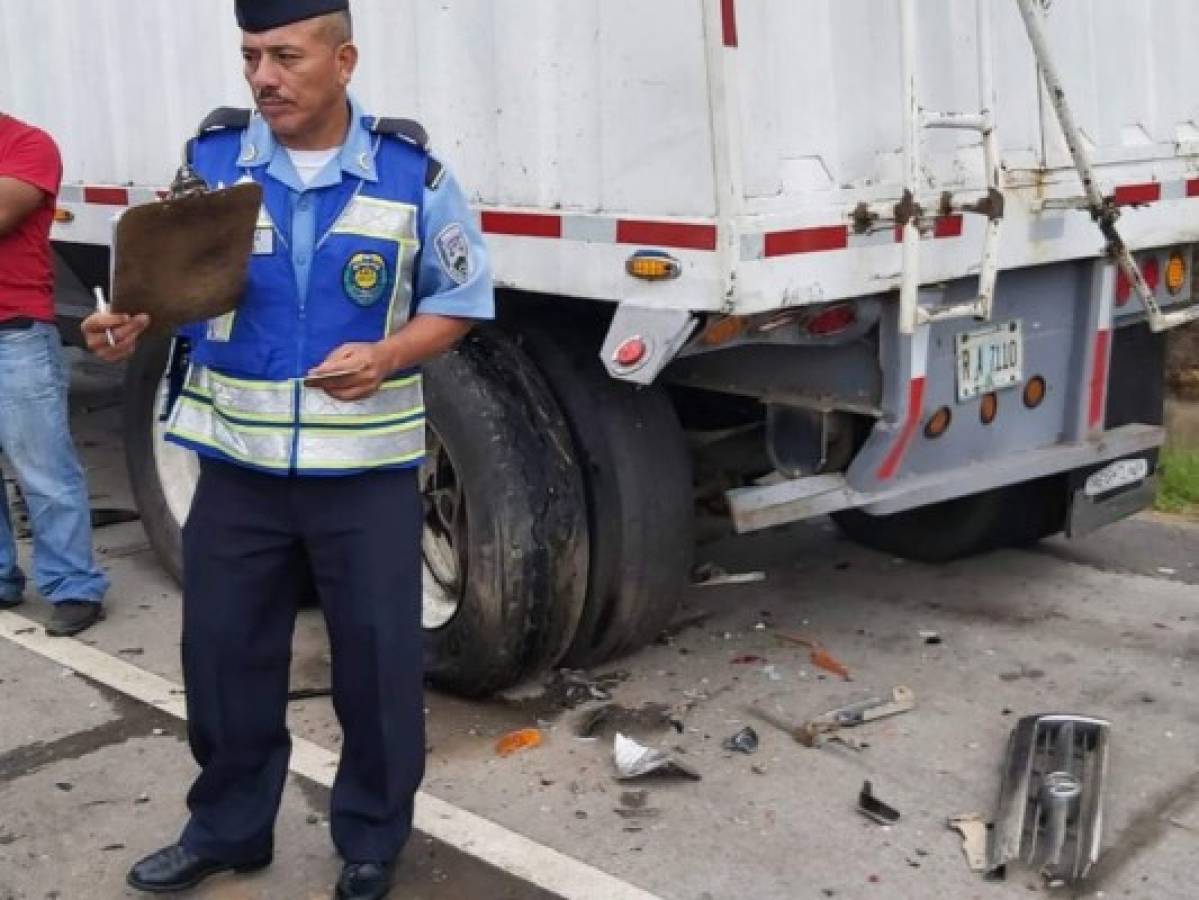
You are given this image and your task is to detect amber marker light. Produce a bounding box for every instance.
[626,250,681,281]
[1165,251,1187,295]
[1024,376,1047,409]
[980,392,999,425]
[924,407,952,439]
[700,315,746,346]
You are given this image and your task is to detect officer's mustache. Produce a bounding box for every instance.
[256,91,290,104]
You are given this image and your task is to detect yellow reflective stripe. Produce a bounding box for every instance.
[385,240,419,335]
[329,196,419,242]
[302,418,424,438]
[299,375,424,426]
[297,450,426,471]
[297,418,426,470]
[168,396,292,467]
[188,366,295,423]
[205,368,293,393]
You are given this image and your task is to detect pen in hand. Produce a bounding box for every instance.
[92,286,117,348]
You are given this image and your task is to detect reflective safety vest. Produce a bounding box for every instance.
[166,117,429,476]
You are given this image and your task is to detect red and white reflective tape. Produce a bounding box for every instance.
[741,215,964,261]
[59,184,165,206]
[720,0,739,47]
[1113,177,1199,206]
[479,211,719,252]
[877,324,931,481]
[1087,279,1115,431]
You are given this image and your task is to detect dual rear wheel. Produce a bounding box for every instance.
[123,326,692,696]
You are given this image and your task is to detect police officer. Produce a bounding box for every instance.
[83,2,493,897]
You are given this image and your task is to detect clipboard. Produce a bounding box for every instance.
[110,182,263,335]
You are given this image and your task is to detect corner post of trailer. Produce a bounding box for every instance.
[701,0,746,313]
[897,0,922,337]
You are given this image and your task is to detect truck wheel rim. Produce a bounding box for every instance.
[153,376,199,528]
[420,426,465,630]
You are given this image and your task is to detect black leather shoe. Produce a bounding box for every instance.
[335,860,397,900]
[126,843,271,893]
[45,600,103,637]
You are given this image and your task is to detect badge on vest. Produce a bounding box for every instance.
[435,223,471,285]
[253,227,275,256]
[343,252,390,306]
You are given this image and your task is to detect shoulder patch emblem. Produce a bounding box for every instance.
[434,223,471,286]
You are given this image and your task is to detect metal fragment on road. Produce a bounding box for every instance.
[796,686,916,747]
[612,733,701,781]
[857,781,900,826]
[691,563,767,587]
[947,814,988,872]
[987,714,1110,886]
[722,726,760,755]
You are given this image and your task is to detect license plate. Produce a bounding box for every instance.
[955,321,1023,402]
[1084,458,1149,497]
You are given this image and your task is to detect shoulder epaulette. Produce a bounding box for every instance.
[196,107,253,136]
[370,117,446,190]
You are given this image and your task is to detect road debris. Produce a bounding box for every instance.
[947,813,988,872]
[613,733,701,781]
[919,630,943,645]
[574,702,677,739]
[810,646,852,681]
[730,654,766,665]
[792,686,916,748]
[857,781,900,826]
[987,714,1109,887]
[774,631,853,681]
[722,726,760,755]
[691,563,766,586]
[495,728,543,757]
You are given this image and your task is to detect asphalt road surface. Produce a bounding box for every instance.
[1,351,1197,900]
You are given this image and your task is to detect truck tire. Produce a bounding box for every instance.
[421,328,589,696]
[831,476,1067,563]
[520,327,693,669]
[123,334,192,583]
[123,329,589,696]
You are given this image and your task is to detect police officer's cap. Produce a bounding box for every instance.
[236,0,350,34]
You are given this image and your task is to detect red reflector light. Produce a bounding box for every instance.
[805,304,857,336]
[614,337,648,369]
[1141,256,1160,293]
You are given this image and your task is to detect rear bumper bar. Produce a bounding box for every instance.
[726,423,1163,533]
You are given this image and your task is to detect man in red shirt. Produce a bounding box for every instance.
[0,112,109,635]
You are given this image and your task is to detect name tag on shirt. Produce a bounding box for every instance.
[253,227,275,256]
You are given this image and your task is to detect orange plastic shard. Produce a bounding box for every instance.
[495,728,543,757]
[810,647,852,681]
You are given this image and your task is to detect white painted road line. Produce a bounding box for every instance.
[0,611,662,900]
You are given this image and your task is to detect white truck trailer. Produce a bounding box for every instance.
[3,0,1196,694]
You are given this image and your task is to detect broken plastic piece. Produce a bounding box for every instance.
[495,728,543,757]
[722,726,759,754]
[810,646,852,681]
[948,814,988,872]
[857,781,900,826]
[613,733,701,781]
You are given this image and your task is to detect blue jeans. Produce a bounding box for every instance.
[0,323,108,604]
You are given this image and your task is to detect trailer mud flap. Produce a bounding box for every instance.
[1065,470,1156,539]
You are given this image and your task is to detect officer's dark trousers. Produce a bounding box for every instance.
[178,458,425,865]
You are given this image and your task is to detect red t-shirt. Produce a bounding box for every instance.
[0,114,62,323]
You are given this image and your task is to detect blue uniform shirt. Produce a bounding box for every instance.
[235,97,494,323]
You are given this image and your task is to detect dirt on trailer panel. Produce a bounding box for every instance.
[4,350,1198,900]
